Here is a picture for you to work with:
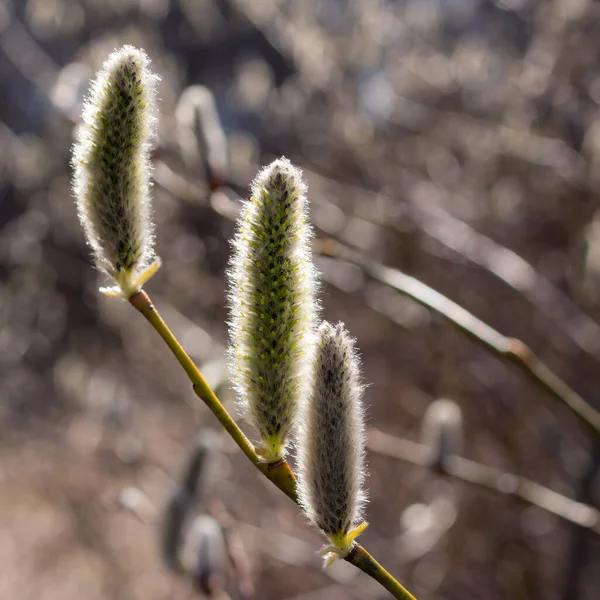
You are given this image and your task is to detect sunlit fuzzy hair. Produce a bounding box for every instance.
[297,321,368,566]
[71,45,160,298]
[227,157,318,463]
[421,398,463,471]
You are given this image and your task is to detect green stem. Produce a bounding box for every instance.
[129,290,297,502]
[128,289,414,599]
[347,546,417,600]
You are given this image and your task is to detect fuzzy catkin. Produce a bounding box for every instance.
[227,158,318,462]
[184,515,227,595]
[297,321,367,556]
[72,45,159,297]
[160,430,220,571]
[176,86,228,183]
[421,398,463,470]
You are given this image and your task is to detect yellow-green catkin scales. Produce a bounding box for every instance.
[297,321,368,566]
[71,45,160,298]
[228,158,318,463]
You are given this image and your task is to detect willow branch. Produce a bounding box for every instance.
[153,161,600,438]
[299,166,600,359]
[128,289,414,599]
[317,239,600,440]
[129,290,297,502]
[348,545,416,600]
[154,164,600,438]
[368,428,600,535]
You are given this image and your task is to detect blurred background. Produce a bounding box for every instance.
[2,0,600,598]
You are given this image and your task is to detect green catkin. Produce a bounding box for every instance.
[71,45,160,298]
[227,158,318,463]
[297,321,368,566]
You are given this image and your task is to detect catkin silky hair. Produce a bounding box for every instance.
[227,158,318,462]
[297,321,368,565]
[72,45,160,298]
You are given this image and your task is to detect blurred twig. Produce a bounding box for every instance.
[299,165,600,358]
[0,15,60,97]
[153,158,600,439]
[210,501,254,600]
[368,427,600,536]
[317,239,600,440]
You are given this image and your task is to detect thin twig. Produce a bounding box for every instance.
[153,162,600,438]
[128,289,415,599]
[301,166,600,358]
[209,501,255,600]
[348,545,416,600]
[368,428,600,535]
[316,239,600,440]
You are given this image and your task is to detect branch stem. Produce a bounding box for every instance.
[128,289,414,599]
[129,290,297,502]
[347,546,417,600]
[368,428,600,535]
[318,240,600,440]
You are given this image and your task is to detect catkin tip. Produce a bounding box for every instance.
[72,45,160,298]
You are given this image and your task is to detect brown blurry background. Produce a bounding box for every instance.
[2,0,600,598]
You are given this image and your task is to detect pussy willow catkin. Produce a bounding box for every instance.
[160,431,219,571]
[421,398,463,470]
[227,158,318,462]
[72,45,160,298]
[297,321,368,565]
